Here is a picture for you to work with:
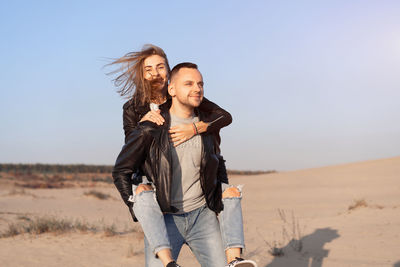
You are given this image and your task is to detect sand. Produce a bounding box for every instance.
[1,156,399,267]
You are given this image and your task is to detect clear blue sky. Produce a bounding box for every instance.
[1,0,399,171]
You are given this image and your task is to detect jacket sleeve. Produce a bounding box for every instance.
[123,103,140,144]
[199,97,232,133]
[216,154,229,184]
[112,123,154,207]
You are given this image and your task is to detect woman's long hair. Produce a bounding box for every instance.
[107,44,170,105]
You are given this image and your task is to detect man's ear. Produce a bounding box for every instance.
[168,83,175,97]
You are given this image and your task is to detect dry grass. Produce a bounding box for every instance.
[103,224,118,237]
[84,190,111,200]
[0,170,113,189]
[15,181,73,189]
[17,215,31,221]
[0,216,124,238]
[126,243,144,257]
[261,209,303,256]
[348,199,368,211]
[6,188,37,197]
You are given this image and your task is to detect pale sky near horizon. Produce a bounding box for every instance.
[1,1,399,171]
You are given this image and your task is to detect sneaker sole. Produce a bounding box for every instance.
[234,261,257,267]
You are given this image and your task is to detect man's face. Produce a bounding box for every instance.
[168,68,204,108]
[143,55,168,90]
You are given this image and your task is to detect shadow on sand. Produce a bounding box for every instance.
[393,261,400,267]
[264,228,339,267]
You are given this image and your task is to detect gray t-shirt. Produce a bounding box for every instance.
[169,113,206,213]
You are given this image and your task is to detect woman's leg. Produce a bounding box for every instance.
[134,184,174,266]
[220,184,245,263]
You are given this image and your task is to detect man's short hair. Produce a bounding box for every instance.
[170,62,198,81]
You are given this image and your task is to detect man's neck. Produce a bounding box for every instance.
[169,102,195,119]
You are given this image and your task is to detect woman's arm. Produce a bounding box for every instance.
[123,100,164,144]
[123,101,140,143]
[168,97,232,146]
[198,97,232,133]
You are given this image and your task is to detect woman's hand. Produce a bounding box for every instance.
[140,110,165,125]
[169,123,196,147]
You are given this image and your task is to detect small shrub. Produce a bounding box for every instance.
[92,176,113,184]
[348,199,368,211]
[126,243,143,257]
[1,216,93,237]
[261,209,303,257]
[23,217,73,234]
[264,239,284,256]
[1,223,21,238]
[7,188,37,198]
[103,224,118,237]
[0,216,125,238]
[84,190,111,200]
[278,209,303,252]
[74,220,96,232]
[17,215,31,221]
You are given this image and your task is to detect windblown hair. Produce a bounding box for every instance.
[107,44,170,105]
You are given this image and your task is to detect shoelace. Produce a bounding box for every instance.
[228,257,245,267]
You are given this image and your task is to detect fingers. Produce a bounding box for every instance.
[150,110,164,124]
[170,134,184,143]
[141,110,165,125]
[168,124,191,134]
[169,126,179,132]
[169,132,193,147]
[149,110,164,125]
[170,135,187,147]
[168,127,181,135]
[173,139,187,147]
[169,123,196,146]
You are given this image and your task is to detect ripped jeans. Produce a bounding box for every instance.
[132,182,245,261]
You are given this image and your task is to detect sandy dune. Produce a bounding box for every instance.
[1,156,399,266]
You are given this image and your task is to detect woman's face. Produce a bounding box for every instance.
[143,55,168,91]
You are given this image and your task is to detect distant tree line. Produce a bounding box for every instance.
[0,163,276,176]
[227,170,276,175]
[0,164,113,174]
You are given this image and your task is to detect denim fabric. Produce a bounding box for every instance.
[133,190,171,254]
[219,187,245,251]
[144,205,226,267]
[132,182,245,265]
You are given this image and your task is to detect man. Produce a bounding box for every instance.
[112,53,255,266]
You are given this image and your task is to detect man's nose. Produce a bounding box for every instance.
[194,84,202,92]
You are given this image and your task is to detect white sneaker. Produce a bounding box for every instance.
[226,257,257,267]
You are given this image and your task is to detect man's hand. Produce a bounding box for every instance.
[169,123,196,147]
[140,110,165,125]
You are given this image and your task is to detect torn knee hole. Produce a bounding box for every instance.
[222,187,241,198]
[135,185,153,195]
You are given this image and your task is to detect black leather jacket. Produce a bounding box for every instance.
[113,104,228,221]
[122,97,232,145]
